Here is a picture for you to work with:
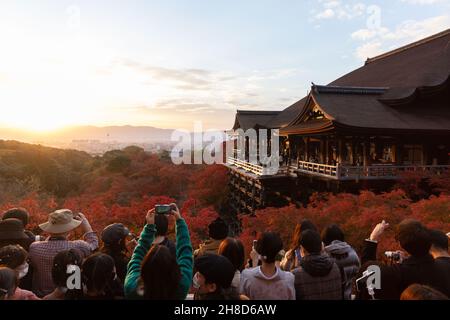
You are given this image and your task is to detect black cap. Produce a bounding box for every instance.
[0,219,29,240]
[208,218,228,240]
[2,208,30,227]
[195,254,236,289]
[101,223,130,244]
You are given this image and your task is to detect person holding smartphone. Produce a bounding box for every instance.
[124,203,193,300]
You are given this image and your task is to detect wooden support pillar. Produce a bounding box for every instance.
[305,137,309,162]
[363,140,369,167]
[325,136,329,165]
[337,137,343,165]
[320,138,325,163]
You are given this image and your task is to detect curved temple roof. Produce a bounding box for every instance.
[233,28,450,134]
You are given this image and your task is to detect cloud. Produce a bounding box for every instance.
[115,58,214,90]
[311,0,366,21]
[352,14,450,60]
[400,0,449,4]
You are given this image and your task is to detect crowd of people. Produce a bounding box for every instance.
[0,205,449,301]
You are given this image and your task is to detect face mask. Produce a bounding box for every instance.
[192,272,201,290]
[16,262,29,279]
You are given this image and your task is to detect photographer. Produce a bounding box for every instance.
[28,209,98,297]
[359,219,450,299]
[124,203,193,300]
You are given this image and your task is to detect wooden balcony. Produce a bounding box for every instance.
[226,157,450,180]
[297,161,450,180]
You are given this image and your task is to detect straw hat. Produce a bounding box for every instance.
[39,209,82,234]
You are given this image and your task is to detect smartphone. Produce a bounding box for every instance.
[252,240,258,250]
[155,204,172,215]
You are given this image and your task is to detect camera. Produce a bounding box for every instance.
[155,204,172,215]
[385,251,401,262]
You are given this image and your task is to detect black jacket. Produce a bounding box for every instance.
[358,240,450,299]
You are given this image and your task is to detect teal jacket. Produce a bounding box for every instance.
[124,218,193,299]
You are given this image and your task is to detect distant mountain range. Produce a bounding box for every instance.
[0,125,179,143]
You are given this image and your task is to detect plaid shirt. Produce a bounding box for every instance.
[28,232,98,297]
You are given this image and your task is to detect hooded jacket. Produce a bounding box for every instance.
[292,254,342,300]
[325,240,361,299]
[239,266,295,300]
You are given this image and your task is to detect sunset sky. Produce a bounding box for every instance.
[1,0,449,132]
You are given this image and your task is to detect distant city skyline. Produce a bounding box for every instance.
[1,0,449,132]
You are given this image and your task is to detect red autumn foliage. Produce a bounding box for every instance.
[240,190,450,259]
[0,144,448,259]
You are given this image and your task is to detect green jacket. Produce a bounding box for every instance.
[124,218,193,299]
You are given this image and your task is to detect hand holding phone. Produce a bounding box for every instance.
[155,204,172,215]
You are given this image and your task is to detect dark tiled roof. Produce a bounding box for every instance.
[232,110,281,130]
[311,85,450,132]
[280,119,334,135]
[267,28,450,131]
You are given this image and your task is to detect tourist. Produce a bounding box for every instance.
[400,284,448,300]
[218,237,245,291]
[0,267,17,300]
[0,245,39,300]
[322,224,360,299]
[194,217,228,257]
[124,203,193,300]
[429,229,450,262]
[361,219,450,299]
[43,249,83,300]
[74,253,121,300]
[101,223,131,282]
[153,214,176,257]
[281,219,317,271]
[193,254,240,300]
[240,232,295,300]
[28,209,98,297]
[0,218,33,251]
[292,230,343,300]
[2,208,37,242]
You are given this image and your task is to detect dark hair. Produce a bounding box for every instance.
[218,238,245,272]
[321,224,345,246]
[395,219,431,257]
[0,245,27,269]
[2,208,29,227]
[52,249,83,287]
[155,214,169,237]
[429,229,449,251]
[290,219,318,250]
[0,267,17,300]
[401,284,449,300]
[300,230,322,254]
[256,232,283,264]
[208,218,228,240]
[141,245,181,300]
[82,253,116,296]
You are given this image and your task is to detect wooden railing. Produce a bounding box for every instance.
[227,157,265,175]
[339,164,450,180]
[227,157,450,180]
[297,161,339,178]
[296,161,450,180]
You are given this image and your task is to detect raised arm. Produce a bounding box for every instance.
[361,220,389,264]
[171,203,193,299]
[124,209,156,298]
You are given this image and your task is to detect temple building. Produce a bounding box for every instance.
[225,29,450,214]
